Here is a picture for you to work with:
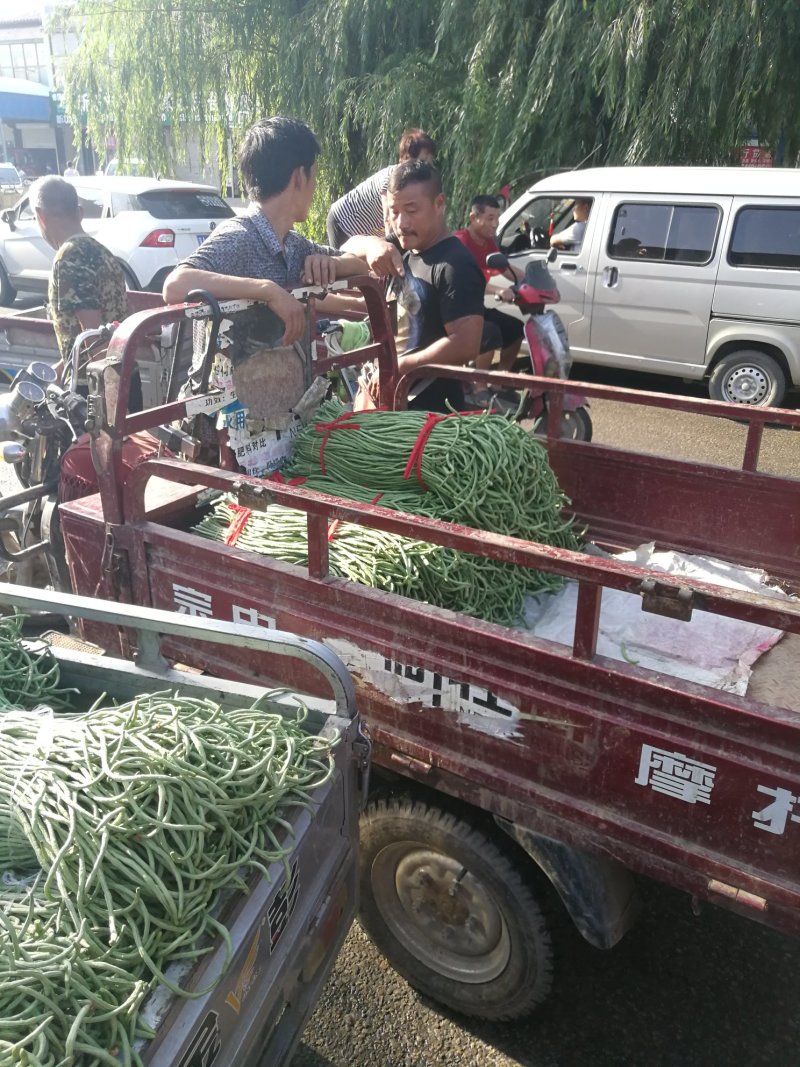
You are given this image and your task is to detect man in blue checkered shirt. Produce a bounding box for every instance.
[163,116,368,345]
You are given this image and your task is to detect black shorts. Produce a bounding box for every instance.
[481,306,524,352]
[409,378,466,414]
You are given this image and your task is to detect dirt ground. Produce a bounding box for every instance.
[749,632,800,711]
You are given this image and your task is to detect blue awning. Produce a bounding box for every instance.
[0,77,51,122]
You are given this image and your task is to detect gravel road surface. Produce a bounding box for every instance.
[293,877,799,1067]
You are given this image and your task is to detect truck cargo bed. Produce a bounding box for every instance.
[0,589,368,1067]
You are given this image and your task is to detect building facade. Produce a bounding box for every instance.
[0,13,82,177]
[0,10,236,190]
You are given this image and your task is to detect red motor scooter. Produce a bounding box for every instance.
[485,249,592,441]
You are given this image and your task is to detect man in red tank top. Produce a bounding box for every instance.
[454,195,524,373]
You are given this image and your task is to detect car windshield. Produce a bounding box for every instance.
[0,165,20,185]
[112,189,234,220]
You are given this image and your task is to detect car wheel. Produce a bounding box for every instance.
[0,260,17,306]
[116,262,140,292]
[359,797,554,1020]
[708,350,786,407]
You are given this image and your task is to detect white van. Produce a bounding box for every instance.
[492,167,800,406]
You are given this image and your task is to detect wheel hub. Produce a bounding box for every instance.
[724,365,769,404]
[371,843,511,983]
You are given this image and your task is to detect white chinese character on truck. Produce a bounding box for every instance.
[635,744,717,805]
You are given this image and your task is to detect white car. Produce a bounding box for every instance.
[0,175,235,305]
[0,163,25,210]
[102,158,156,178]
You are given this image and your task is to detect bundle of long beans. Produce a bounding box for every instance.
[0,691,336,1066]
[289,399,580,550]
[196,499,544,623]
[0,613,66,708]
[194,400,581,625]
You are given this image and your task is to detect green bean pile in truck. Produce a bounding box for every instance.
[0,278,799,1026]
[0,585,369,1066]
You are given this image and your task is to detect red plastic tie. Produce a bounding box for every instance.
[268,471,307,486]
[315,411,362,475]
[225,503,252,546]
[402,412,447,488]
[328,492,383,543]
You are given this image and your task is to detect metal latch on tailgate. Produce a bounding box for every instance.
[354,723,372,809]
[639,579,694,622]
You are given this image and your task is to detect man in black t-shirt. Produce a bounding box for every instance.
[343,160,485,411]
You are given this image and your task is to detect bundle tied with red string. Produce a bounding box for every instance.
[287,399,581,550]
[192,400,581,625]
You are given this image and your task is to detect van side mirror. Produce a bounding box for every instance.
[547,247,557,263]
[486,251,510,271]
[0,209,15,231]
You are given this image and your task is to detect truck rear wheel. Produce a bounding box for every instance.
[359,797,553,1020]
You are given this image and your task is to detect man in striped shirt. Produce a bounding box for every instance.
[325,128,436,250]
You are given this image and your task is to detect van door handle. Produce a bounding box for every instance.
[601,266,619,288]
[560,262,583,273]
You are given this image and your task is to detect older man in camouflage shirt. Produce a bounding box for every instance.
[31,176,127,378]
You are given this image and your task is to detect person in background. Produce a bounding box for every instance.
[343,160,484,413]
[31,176,126,381]
[63,160,79,178]
[325,128,436,255]
[551,198,591,250]
[454,194,524,376]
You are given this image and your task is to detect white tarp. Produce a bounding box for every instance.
[522,543,790,695]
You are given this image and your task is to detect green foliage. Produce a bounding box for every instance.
[59,0,800,224]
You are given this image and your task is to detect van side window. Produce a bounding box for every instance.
[609,203,720,265]
[729,208,800,269]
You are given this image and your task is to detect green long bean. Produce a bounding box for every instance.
[0,688,337,1066]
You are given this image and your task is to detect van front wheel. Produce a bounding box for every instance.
[709,350,786,407]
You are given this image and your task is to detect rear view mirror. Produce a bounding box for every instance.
[486,251,510,271]
[0,209,14,230]
[547,248,558,263]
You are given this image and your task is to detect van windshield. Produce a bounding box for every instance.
[499,197,576,254]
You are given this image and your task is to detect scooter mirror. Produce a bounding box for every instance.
[486,252,510,271]
[547,248,558,263]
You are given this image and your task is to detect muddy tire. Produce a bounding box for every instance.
[359,797,554,1020]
